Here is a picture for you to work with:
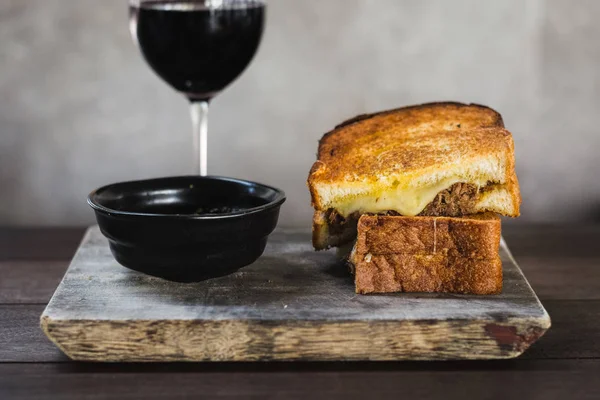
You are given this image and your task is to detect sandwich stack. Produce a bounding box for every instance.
[308,102,521,294]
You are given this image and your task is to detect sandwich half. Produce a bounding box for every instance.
[350,213,502,294]
[308,102,521,250]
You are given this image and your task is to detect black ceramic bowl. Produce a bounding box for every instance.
[88,176,285,282]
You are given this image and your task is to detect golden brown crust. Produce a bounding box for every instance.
[311,127,514,192]
[355,255,502,295]
[308,102,507,197]
[308,162,324,210]
[353,213,502,295]
[326,101,504,145]
[504,135,522,217]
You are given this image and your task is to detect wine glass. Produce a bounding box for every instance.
[129,0,266,176]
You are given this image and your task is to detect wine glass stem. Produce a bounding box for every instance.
[190,100,209,176]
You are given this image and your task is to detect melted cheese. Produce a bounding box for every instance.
[335,178,480,217]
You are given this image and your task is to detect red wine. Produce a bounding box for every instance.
[130,1,265,101]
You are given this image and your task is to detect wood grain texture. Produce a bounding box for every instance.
[0,226,599,399]
[3,300,598,362]
[41,227,550,362]
[516,256,600,300]
[0,227,85,261]
[2,226,599,304]
[0,261,68,304]
[2,361,600,400]
[502,224,600,258]
[0,305,67,362]
[522,300,600,359]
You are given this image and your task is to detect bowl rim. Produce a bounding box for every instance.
[87,175,286,220]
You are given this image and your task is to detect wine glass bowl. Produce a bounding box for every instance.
[129,0,266,175]
[129,0,265,102]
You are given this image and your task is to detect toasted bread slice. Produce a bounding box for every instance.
[308,102,520,222]
[350,213,502,295]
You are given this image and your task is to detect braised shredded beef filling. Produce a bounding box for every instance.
[325,182,484,236]
[419,182,479,216]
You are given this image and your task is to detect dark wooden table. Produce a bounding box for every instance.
[1,225,599,399]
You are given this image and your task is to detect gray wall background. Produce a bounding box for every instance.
[1,0,599,227]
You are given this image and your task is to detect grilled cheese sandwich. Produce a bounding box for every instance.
[308,102,521,250]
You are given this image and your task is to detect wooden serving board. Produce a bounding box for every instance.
[41,226,550,362]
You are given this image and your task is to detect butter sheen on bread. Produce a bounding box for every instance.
[308,102,521,250]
